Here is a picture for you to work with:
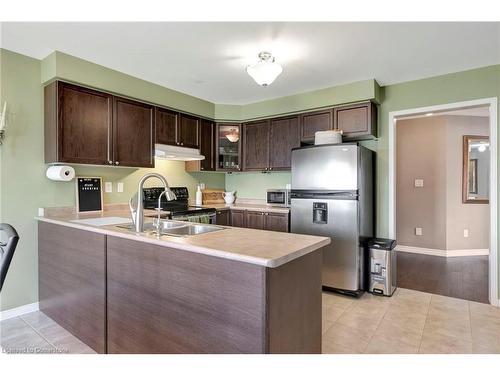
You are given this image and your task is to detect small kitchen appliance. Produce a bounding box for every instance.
[266,189,291,207]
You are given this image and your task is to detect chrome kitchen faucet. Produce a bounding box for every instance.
[129,173,176,233]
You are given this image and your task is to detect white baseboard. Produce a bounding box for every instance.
[396,245,490,257]
[0,302,39,321]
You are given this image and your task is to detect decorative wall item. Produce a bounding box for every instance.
[463,135,490,204]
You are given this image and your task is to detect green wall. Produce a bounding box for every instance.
[225,172,291,199]
[42,51,215,118]
[0,49,224,311]
[215,79,380,121]
[1,47,499,311]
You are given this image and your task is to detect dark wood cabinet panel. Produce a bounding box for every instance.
[107,236,266,353]
[199,119,214,171]
[215,209,229,226]
[246,211,266,230]
[334,101,377,140]
[45,81,112,165]
[243,120,270,171]
[38,221,106,353]
[113,97,154,167]
[265,212,289,233]
[155,107,178,146]
[230,209,246,227]
[269,116,300,170]
[178,114,200,149]
[299,109,333,141]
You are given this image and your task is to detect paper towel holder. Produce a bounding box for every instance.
[46,165,76,182]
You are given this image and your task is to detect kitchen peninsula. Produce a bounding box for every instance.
[36,209,330,354]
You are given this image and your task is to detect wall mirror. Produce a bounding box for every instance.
[463,135,490,204]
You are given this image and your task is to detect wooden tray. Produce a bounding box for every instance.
[202,189,225,204]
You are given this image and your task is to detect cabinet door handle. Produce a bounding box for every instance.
[180,142,184,146]
[108,160,113,165]
[115,161,120,165]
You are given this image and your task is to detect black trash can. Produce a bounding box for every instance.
[367,238,397,296]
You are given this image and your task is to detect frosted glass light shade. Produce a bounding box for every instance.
[246,52,283,86]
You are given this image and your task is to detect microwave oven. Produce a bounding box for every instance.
[266,189,291,207]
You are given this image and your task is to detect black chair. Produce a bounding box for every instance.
[0,223,19,292]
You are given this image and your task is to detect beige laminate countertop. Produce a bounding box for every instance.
[201,203,290,214]
[35,210,329,268]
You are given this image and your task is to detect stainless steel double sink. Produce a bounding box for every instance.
[115,219,225,237]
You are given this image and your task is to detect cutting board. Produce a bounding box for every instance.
[202,189,225,204]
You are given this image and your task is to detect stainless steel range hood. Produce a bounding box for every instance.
[154,144,205,161]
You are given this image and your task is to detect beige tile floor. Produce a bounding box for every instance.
[1,311,95,354]
[1,288,499,354]
[323,288,500,354]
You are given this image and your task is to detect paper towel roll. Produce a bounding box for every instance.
[46,165,75,181]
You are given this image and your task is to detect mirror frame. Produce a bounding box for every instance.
[462,135,489,204]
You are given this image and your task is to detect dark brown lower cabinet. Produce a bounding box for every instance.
[230,209,246,227]
[215,209,229,225]
[264,212,289,232]
[246,211,266,230]
[38,222,106,353]
[106,237,322,353]
[233,210,289,232]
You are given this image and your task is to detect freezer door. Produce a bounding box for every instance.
[291,144,358,191]
[291,197,361,291]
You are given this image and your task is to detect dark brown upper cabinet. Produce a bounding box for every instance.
[155,107,178,146]
[243,120,270,171]
[199,119,215,171]
[269,116,300,171]
[178,114,200,149]
[45,81,113,165]
[45,81,155,168]
[299,109,333,142]
[334,101,377,140]
[186,119,215,172]
[155,109,199,149]
[216,123,242,171]
[113,97,154,168]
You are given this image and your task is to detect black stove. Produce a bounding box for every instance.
[143,187,215,219]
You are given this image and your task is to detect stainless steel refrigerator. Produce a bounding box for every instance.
[290,144,374,295]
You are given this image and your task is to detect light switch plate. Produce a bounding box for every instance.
[415,227,423,236]
[104,181,113,193]
[38,207,45,217]
[464,229,469,238]
[117,182,124,193]
[414,179,424,187]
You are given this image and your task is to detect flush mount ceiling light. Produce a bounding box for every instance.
[246,52,283,87]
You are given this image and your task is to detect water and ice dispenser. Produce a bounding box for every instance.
[312,202,328,224]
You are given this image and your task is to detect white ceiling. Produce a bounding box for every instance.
[1,22,499,105]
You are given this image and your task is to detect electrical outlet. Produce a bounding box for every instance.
[464,229,469,238]
[117,182,124,193]
[105,181,113,193]
[414,179,424,187]
[38,207,45,217]
[415,227,423,236]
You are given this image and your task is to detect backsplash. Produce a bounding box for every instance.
[73,160,225,205]
[225,172,291,199]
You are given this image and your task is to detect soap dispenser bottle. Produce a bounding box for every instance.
[195,184,203,206]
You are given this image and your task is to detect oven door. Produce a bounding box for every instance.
[172,213,217,224]
[267,190,286,206]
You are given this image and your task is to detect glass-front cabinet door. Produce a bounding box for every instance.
[216,123,241,171]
